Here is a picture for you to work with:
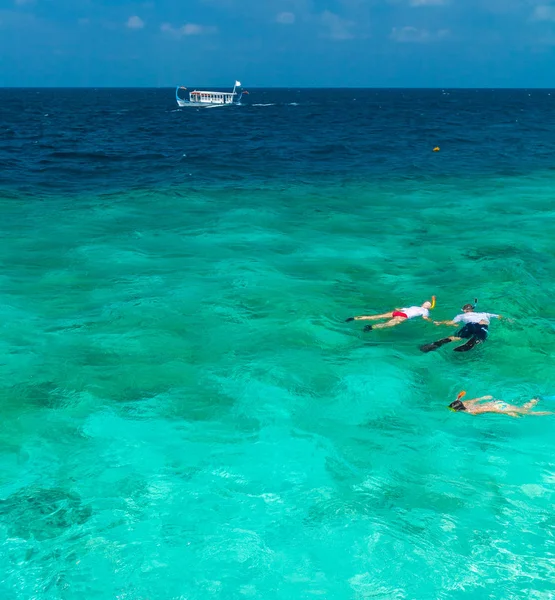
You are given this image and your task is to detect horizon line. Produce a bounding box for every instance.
[1,85,554,90]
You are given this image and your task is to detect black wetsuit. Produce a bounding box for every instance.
[456,322,488,342]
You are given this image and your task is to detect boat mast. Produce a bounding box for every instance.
[176,86,187,105]
[232,80,241,103]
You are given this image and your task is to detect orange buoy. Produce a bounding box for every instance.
[433,146,440,152]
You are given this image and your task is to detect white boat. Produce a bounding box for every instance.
[175,80,247,108]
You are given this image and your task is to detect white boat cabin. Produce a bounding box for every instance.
[189,91,235,105]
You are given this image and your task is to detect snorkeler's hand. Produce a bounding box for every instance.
[500,315,515,324]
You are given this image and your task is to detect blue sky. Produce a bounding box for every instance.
[0,0,554,87]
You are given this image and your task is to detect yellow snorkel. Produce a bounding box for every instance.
[431,295,436,309]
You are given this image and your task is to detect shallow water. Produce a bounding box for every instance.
[1,88,554,598]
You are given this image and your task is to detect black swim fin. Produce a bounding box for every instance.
[454,337,481,352]
[420,337,452,353]
[363,324,373,332]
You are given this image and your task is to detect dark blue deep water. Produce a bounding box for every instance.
[2,88,555,194]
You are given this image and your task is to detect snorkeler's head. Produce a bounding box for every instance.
[422,301,432,309]
[462,303,475,312]
[449,399,467,412]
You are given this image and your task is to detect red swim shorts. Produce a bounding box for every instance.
[392,311,408,319]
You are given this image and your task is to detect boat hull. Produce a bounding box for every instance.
[177,100,232,108]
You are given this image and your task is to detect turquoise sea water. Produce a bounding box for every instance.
[1,89,555,598]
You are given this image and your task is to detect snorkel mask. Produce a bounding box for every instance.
[448,391,467,412]
[462,298,478,312]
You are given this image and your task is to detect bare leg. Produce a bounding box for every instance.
[509,409,553,416]
[509,399,553,415]
[519,399,553,415]
[373,317,406,329]
[355,312,393,321]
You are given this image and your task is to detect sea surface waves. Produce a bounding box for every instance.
[0,88,554,599]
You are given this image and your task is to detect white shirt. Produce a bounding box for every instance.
[401,306,430,319]
[453,311,499,325]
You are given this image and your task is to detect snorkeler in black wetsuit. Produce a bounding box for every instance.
[420,300,504,353]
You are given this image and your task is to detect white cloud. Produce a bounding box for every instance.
[536,35,555,45]
[531,5,555,21]
[161,22,217,36]
[183,23,203,35]
[182,22,217,35]
[276,11,296,24]
[126,16,145,29]
[391,26,427,42]
[409,0,447,6]
[321,10,355,40]
[390,26,450,42]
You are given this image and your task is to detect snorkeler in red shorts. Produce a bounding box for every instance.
[346,297,436,332]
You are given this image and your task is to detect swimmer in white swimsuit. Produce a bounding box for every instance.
[346,298,435,331]
[448,394,553,418]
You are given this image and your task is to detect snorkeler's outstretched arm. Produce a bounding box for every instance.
[456,396,494,410]
[433,319,458,326]
[495,314,513,323]
[465,395,494,405]
[462,399,480,407]
[487,313,514,323]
